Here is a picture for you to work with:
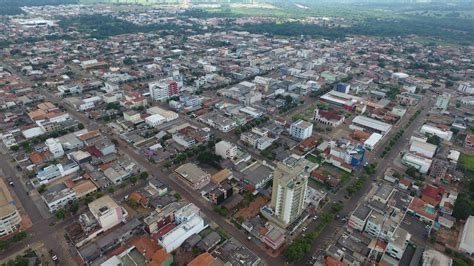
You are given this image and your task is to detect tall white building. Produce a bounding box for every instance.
[45,138,64,159]
[266,156,315,227]
[149,79,179,102]
[215,140,238,159]
[290,120,313,140]
[458,82,474,95]
[0,179,22,238]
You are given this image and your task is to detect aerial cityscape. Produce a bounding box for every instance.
[0,0,473,265]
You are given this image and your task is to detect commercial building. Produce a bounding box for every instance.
[88,195,126,231]
[0,179,22,238]
[350,115,392,136]
[460,215,474,255]
[290,119,313,140]
[158,204,206,252]
[145,114,166,127]
[147,106,179,122]
[420,124,453,141]
[363,133,383,151]
[348,205,372,231]
[435,93,451,110]
[41,183,77,213]
[409,139,437,159]
[320,90,362,111]
[458,82,474,95]
[175,163,211,190]
[215,140,238,160]
[401,153,432,174]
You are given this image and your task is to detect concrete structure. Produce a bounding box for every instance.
[460,215,474,255]
[265,157,311,227]
[147,106,179,122]
[290,120,313,140]
[350,115,392,135]
[458,82,474,95]
[0,179,21,238]
[363,133,383,151]
[145,114,166,127]
[41,184,77,213]
[435,93,451,110]
[175,163,211,190]
[420,124,453,141]
[149,80,179,102]
[88,195,125,231]
[401,153,432,174]
[409,139,437,159]
[158,205,205,252]
[422,249,453,266]
[386,227,411,260]
[348,205,372,231]
[45,138,64,159]
[215,140,238,160]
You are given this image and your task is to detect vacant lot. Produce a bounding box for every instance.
[234,196,268,220]
[459,153,474,172]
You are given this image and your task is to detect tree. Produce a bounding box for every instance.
[123,57,133,65]
[128,198,138,208]
[405,167,418,177]
[38,184,47,194]
[426,135,441,146]
[453,193,474,220]
[129,175,138,184]
[139,171,149,180]
[55,209,66,220]
[9,145,19,152]
[77,123,85,130]
[84,195,93,204]
[68,202,79,214]
[107,186,115,194]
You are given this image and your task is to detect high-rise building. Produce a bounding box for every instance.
[266,155,315,227]
[149,80,180,102]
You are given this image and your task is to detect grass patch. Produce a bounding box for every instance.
[459,153,474,172]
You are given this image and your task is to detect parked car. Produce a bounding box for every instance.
[49,250,58,263]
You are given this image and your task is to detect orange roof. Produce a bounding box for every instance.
[27,109,46,120]
[325,256,346,266]
[29,152,44,164]
[149,248,172,266]
[188,252,213,266]
[77,130,101,141]
[211,169,232,184]
[129,236,160,261]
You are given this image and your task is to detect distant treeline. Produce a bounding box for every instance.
[239,16,474,45]
[0,0,78,15]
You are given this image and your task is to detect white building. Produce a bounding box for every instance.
[363,133,383,151]
[158,204,205,252]
[41,184,77,213]
[145,114,166,127]
[409,139,437,159]
[215,140,238,160]
[401,153,432,174]
[350,115,392,135]
[386,228,411,260]
[88,195,126,231]
[420,124,453,141]
[0,179,22,237]
[149,80,179,102]
[147,106,179,122]
[348,205,372,231]
[45,138,64,159]
[290,120,313,140]
[460,215,474,255]
[458,82,474,95]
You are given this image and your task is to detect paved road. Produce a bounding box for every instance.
[39,89,284,265]
[0,150,77,265]
[298,92,434,264]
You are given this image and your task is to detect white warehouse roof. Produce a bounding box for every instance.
[352,116,392,133]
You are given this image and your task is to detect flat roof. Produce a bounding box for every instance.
[175,163,209,184]
[0,179,18,218]
[352,115,392,132]
[461,215,474,249]
[352,205,372,220]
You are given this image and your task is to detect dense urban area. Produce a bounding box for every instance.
[0,0,473,266]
